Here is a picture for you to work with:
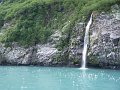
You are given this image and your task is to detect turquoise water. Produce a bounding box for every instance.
[0,66,120,90]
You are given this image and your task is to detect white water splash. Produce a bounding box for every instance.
[81,14,93,69]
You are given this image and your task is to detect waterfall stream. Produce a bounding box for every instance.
[81,14,93,69]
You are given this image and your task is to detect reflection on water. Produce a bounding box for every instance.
[0,66,120,90]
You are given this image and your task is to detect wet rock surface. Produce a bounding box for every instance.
[68,23,84,66]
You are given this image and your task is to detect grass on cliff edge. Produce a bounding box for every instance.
[0,0,119,47]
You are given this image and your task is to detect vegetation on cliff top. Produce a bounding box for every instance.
[0,0,119,47]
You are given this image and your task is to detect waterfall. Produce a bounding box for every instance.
[81,14,93,69]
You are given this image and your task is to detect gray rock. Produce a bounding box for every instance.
[35,44,58,65]
[0,43,58,65]
[88,12,120,68]
[68,23,85,66]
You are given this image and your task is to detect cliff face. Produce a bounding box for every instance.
[68,23,84,66]
[0,0,120,69]
[88,12,120,69]
[1,11,120,69]
[0,43,58,66]
[0,29,63,65]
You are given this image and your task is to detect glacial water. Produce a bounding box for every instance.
[0,66,120,90]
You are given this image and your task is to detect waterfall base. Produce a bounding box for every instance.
[79,67,88,70]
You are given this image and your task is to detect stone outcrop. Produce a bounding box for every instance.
[0,43,58,66]
[68,23,84,66]
[88,11,120,69]
[0,29,62,66]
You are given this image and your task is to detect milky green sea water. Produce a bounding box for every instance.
[0,66,120,90]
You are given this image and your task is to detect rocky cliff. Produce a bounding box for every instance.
[88,11,120,69]
[0,1,120,69]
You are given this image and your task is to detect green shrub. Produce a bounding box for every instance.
[0,0,119,47]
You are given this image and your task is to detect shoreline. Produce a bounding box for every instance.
[0,64,120,70]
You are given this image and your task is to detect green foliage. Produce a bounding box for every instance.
[0,0,119,47]
[0,17,4,29]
